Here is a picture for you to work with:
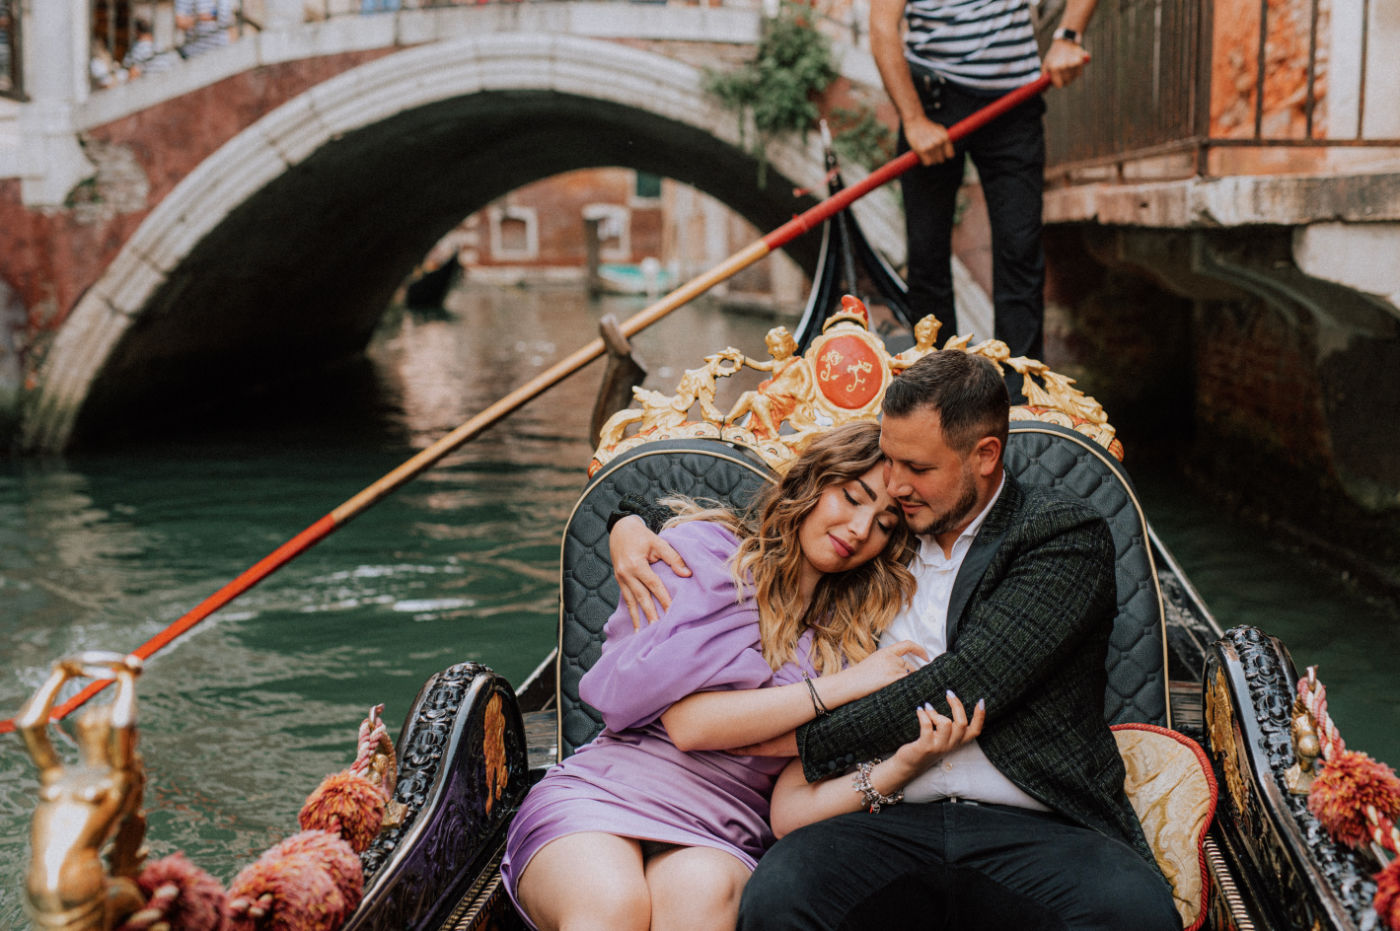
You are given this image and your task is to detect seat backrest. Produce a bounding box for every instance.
[557,438,773,759]
[1005,423,1168,726]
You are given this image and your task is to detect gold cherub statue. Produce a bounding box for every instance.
[723,326,819,441]
[890,314,943,373]
[18,652,148,931]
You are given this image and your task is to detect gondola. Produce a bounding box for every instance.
[14,162,1399,931]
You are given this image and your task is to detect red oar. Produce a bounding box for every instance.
[0,74,1052,735]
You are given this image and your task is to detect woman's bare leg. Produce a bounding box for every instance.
[515,832,651,931]
[645,845,751,931]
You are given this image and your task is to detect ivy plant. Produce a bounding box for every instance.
[827,104,896,171]
[704,2,837,185]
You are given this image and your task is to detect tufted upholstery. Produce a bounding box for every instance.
[557,439,773,758]
[1004,423,1168,727]
[556,423,1168,760]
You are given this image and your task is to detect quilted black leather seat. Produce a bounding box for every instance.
[558,439,774,758]
[556,423,1168,760]
[1003,423,1168,727]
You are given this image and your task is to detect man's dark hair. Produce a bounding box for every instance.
[883,350,1009,454]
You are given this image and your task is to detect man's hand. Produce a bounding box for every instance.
[1043,38,1090,88]
[905,115,956,166]
[609,515,691,629]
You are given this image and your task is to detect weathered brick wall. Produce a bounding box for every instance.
[0,48,395,382]
[1193,297,1333,476]
[1045,224,1400,594]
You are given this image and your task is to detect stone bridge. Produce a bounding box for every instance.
[0,1,904,452]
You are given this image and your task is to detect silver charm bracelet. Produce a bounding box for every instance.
[853,759,904,813]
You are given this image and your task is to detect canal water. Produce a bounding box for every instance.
[1,282,1396,924]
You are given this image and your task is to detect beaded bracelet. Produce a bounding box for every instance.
[852,759,904,813]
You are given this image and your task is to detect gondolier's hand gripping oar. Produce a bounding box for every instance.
[0,73,1056,737]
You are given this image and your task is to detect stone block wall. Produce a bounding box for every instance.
[1045,224,1400,595]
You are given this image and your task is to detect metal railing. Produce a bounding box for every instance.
[0,0,20,100]
[1041,0,1397,178]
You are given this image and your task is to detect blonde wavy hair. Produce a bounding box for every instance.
[666,421,915,674]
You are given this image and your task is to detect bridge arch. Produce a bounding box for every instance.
[25,32,904,451]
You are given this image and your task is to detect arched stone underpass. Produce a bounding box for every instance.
[25,33,904,451]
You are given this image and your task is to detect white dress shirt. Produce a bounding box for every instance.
[879,475,1050,810]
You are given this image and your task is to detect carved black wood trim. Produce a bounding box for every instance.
[344,663,531,931]
[1205,626,1379,931]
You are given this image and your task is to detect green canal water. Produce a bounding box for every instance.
[1,283,1396,925]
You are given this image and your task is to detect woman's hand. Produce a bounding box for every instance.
[886,693,985,783]
[609,515,691,629]
[824,640,929,706]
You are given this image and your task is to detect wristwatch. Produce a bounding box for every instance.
[1052,27,1082,44]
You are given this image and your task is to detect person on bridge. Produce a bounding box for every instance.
[871,0,1097,382]
[175,0,235,58]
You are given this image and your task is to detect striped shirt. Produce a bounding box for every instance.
[905,0,1041,93]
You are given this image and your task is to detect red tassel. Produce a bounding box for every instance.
[224,830,362,931]
[1375,859,1400,931]
[116,853,227,931]
[1308,750,1400,849]
[298,771,387,853]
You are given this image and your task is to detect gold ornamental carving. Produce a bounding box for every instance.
[590,295,1121,474]
[1206,666,1251,822]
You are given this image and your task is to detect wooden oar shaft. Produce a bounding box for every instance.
[0,78,1052,735]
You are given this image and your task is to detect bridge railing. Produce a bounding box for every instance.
[1,0,19,100]
[82,0,770,92]
[301,0,765,18]
[1041,0,1400,179]
[88,0,250,90]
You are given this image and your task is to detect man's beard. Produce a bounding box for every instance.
[915,466,980,537]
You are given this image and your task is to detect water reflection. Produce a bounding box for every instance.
[0,282,1395,925]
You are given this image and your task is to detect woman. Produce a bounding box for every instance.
[503,422,984,931]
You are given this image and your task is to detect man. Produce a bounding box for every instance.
[873,0,1096,369]
[609,351,1178,929]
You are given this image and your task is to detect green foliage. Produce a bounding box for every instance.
[704,2,837,185]
[827,105,896,171]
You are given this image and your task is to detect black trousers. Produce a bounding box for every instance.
[899,74,1048,363]
[735,800,1181,931]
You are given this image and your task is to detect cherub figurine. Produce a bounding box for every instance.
[18,652,148,931]
[891,315,943,373]
[724,326,818,441]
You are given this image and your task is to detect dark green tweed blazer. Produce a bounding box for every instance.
[795,473,1157,867]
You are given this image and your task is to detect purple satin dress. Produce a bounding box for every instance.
[501,521,814,916]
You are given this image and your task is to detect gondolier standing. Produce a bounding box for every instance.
[873,0,1095,379]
